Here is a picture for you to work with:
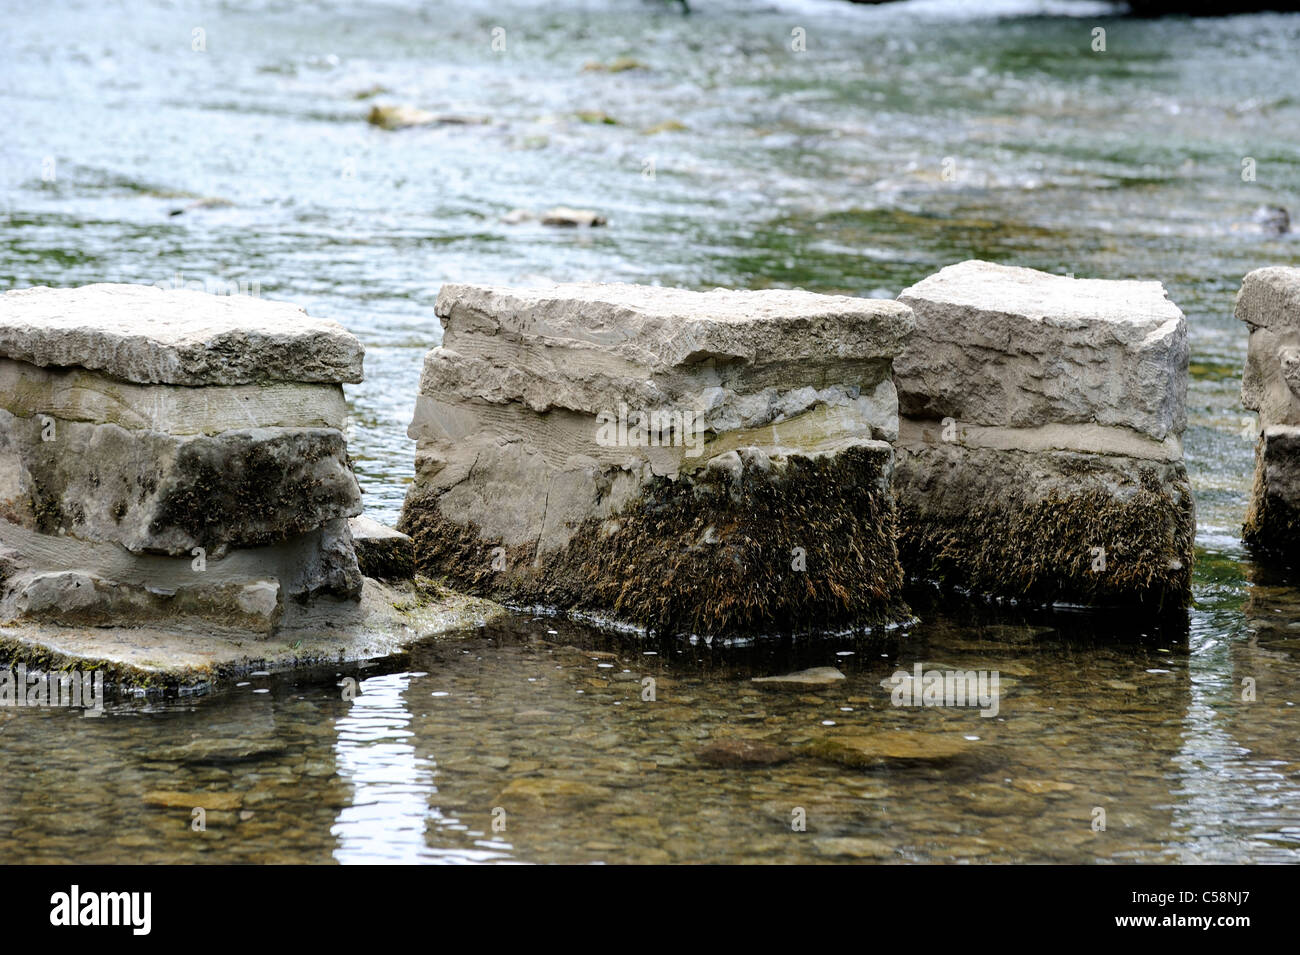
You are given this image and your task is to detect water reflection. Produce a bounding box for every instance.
[332,669,512,863]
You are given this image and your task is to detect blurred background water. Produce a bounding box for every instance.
[1,0,1299,863]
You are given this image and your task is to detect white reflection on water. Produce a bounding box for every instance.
[331,671,514,864]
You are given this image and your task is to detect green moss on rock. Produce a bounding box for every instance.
[895,445,1194,612]
[1243,431,1300,560]
[401,444,909,636]
[150,430,358,553]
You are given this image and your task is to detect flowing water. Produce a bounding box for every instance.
[1,0,1299,863]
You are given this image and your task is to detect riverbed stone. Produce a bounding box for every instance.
[494,777,613,812]
[1239,267,1300,556]
[143,791,245,811]
[810,731,973,767]
[751,666,846,687]
[401,282,914,636]
[697,739,796,767]
[893,261,1194,610]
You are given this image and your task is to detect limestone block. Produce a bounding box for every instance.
[402,282,914,635]
[0,283,367,636]
[896,260,1187,441]
[1238,268,1300,556]
[893,261,1193,609]
[0,284,363,385]
[349,516,415,581]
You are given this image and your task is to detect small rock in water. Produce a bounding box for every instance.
[502,207,607,227]
[493,777,612,811]
[1253,204,1291,236]
[813,836,895,859]
[574,110,618,125]
[697,739,795,768]
[366,104,488,130]
[153,736,286,766]
[642,120,686,135]
[143,790,243,811]
[540,206,607,227]
[1010,779,1075,795]
[367,104,434,129]
[752,666,846,687]
[978,624,1055,643]
[582,57,648,73]
[810,731,971,767]
[168,197,234,216]
[350,83,390,100]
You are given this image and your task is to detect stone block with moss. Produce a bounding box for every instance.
[349,516,414,581]
[1239,266,1300,557]
[0,284,366,633]
[892,260,1193,611]
[400,282,915,635]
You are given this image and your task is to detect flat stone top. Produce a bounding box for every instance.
[436,282,914,364]
[1236,266,1300,330]
[0,284,364,385]
[900,260,1183,330]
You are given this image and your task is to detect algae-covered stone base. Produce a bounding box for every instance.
[1,411,362,558]
[402,443,909,637]
[1243,426,1300,559]
[894,444,1194,611]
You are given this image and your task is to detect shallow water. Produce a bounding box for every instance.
[2,0,1299,863]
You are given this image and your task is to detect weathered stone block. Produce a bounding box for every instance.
[0,284,363,385]
[1239,267,1300,556]
[0,284,366,635]
[0,513,363,632]
[349,516,414,580]
[893,261,1193,610]
[896,261,1187,441]
[10,570,285,633]
[1243,426,1300,554]
[402,282,914,635]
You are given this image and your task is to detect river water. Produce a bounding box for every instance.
[2,0,1299,863]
